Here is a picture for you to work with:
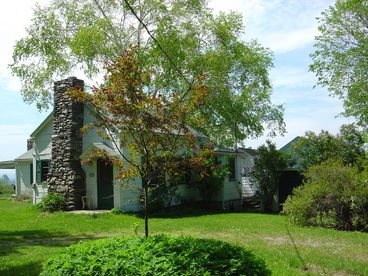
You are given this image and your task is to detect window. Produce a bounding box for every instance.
[36,160,51,183]
[228,157,236,181]
[30,163,33,184]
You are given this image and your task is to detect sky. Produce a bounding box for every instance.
[0,0,353,179]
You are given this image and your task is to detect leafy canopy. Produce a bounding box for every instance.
[310,0,368,129]
[292,124,366,171]
[70,47,214,237]
[11,0,284,146]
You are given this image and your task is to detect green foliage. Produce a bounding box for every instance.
[251,140,287,213]
[283,159,368,232]
[310,0,368,129]
[36,193,65,212]
[41,235,270,276]
[188,155,228,206]
[148,182,179,212]
[111,207,123,214]
[0,184,13,195]
[293,124,366,171]
[11,0,284,145]
[71,48,213,237]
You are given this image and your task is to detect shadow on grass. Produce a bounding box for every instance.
[0,230,99,256]
[0,230,67,256]
[0,261,42,276]
[132,206,246,219]
[0,230,101,275]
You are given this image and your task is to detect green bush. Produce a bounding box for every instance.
[111,207,123,214]
[37,193,65,212]
[0,183,14,195]
[283,159,368,231]
[41,235,270,276]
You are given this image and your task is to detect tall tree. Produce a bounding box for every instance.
[71,47,211,237]
[11,0,284,146]
[250,140,287,213]
[310,0,368,129]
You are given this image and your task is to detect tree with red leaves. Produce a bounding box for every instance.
[70,47,214,237]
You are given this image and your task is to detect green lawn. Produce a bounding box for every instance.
[1,200,367,276]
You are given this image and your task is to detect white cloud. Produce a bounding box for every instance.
[0,124,37,160]
[271,66,316,88]
[245,109,353,150]
[209,0,333,54]
[0,70,22,92]
[0,0,51,92]
[261,27,318,53]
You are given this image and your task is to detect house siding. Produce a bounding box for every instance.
[15,161,33,196]
[33,119,53,160]
[82,107,110,150]
[221,155,241,209]
[30,117,53,203]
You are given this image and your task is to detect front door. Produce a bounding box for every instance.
[97,159,114,209]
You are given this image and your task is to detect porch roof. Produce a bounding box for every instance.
[0,161,15,169]
[15,150,33,161]
[82,142,120,158]
[214,147,243,155]
[93,142,120,157]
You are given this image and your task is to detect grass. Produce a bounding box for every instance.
[0,200,367,276]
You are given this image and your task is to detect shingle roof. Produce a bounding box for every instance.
[15,150,33,161]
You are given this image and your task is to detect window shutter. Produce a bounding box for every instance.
[30,163,33,184]
[36,160,41,183]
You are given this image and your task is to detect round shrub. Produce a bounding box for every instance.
[41,235,270,275]
[37,193,65,212]
[283,159,368,231]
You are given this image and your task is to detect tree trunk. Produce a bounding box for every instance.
[144,184,149,238]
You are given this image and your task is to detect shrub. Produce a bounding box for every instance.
[283,159,368,231]
[251,140,288,213]
[0,183,14,195]
[37,193,65,212]
[111,207,123,214]
[41,235,270,276]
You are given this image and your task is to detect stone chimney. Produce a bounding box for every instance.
[48,77,85,210]
[27,138,33,150]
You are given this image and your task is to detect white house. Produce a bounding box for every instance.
[0,77,257,212]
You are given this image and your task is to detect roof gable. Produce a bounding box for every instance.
[31,112,53,138]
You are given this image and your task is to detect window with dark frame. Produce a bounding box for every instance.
[228,156,236,181]
[36,160,51,183]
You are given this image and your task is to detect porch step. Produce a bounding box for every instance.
[242,194,261,209]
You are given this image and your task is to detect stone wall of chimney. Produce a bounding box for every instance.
[47,77,86,210]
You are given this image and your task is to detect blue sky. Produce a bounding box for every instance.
[0,0,353,178]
